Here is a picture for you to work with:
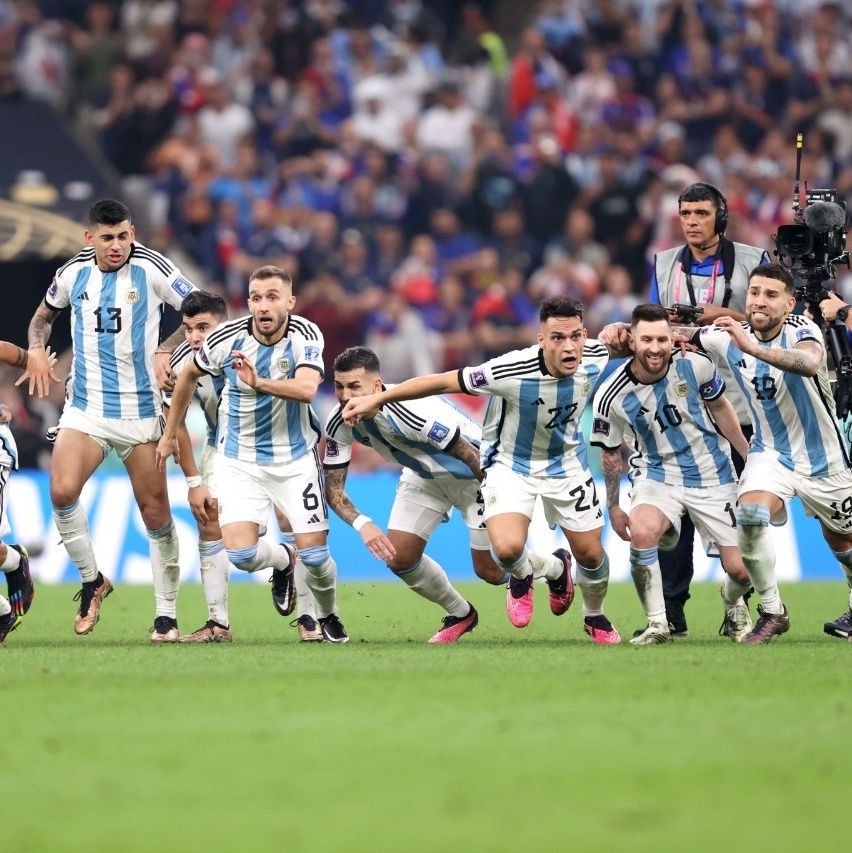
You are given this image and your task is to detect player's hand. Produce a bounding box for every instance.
[155,433,180,470]
[597,322,630,354]
[188,484,214,524]
[155,350,175,391]
[713,315,752,352]
[0,404,11,425]
[342,396,380,426]
[608,505,631,542]
[231,349,259,387]
[360,522,396,561]
[815,290,846,323]
[16,347,60,397]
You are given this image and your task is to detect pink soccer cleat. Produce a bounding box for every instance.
[584,614,622,645]
[506,573,534,628]
[428,604,479,644]
[547,549,575,616]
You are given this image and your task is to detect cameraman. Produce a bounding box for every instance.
[810,289,852,328]
[649,181,769,637]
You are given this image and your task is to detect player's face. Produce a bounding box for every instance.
[629,319,673,380]
[745,275,795,338]
[248,277,296,344]
[86,219,135,271]
[333,367,382,411]
[182,311,220,352]
[679,201,717,250]
[539,315,586,377]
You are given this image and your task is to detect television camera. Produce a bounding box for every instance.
[773,134,852,419]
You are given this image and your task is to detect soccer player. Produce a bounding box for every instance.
[19,199,196,638]
[692,263,852,643]
[324,346,508,644]
[156,265,349,643]
[343,295,620,644]
[591,304,754,644]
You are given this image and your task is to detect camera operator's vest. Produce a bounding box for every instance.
[655,239,768,426]
[654,240,767,313]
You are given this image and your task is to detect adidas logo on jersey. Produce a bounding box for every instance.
[307,514,321,524]
[531,397,545,406]
[734,359,746,368]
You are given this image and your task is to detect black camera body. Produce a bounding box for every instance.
[668,303,704,325]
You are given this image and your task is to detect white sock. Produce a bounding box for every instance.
[0,596,10,616]
[721,574,751,607]
[528,550,562,582]
[53,502,99,582]
[199,539,230,627]
[576,554,610,617]
[149,522,180,619]
[629,547,666,623]
[0,544,20,572]
[302,549,337,619]
[294,557,316,619]
[491,548,531,580]
[738,521,782,614]
[396,553,468,617]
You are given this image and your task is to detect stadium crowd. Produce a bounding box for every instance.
[2,0,852,467]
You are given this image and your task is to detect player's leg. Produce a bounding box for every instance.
[125,440,182,642]
[50,425,113,634]
[454,478,508,585]
[276,508,321,642]
[657,515,694,637]
[0,465,33,620]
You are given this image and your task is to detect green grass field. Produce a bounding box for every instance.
[4,579,850,852]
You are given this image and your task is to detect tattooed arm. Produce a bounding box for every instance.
[714,315,821,376]
[600,446,631,542]
[324,466,396,561]
[18,301,61,398]
[446,433,484,482]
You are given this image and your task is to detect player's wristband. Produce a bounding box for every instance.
[352,514,372,532]
[186,475,203,488]
[155,348,172,356]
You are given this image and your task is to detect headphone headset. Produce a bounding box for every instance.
[689,182,729,237]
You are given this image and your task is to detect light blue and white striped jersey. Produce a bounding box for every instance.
[195,314,324,466]
[166,341,225,448]
[591,350,737,487]
[458,341,609,477]
[698,315,850,477]
[0,422,18,470]
[323,389,482,480]
[45,243,196,419]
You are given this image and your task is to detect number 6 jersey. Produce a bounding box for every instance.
[45,242,196,419]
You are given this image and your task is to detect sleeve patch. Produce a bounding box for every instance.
[592,417,610,437]
[304,345,321,362]
[325,437,339,457]
[795,328,817,343]
[171,276,194,299]
[469,369,488,388]
[428,422,450,442]
[47,278,58,299]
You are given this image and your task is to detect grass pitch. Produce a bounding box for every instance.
[4,579,849,852]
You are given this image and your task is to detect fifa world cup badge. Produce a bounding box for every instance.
[125,288,139,304]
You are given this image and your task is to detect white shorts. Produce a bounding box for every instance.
[739,452,852,534]
[0,465,10,538]
[630,478,739,548]
[214,451,328,535]
[388,472,490,549]
[480,462,604,533]
[58,407,162,462]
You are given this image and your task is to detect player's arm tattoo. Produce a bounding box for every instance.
[323,466,361,525]
[751,341,821,376]
[447,435,484,482]
[0,341,28,369]
[600,447,624,508]
[27,302,59,350]
[157,327,185,353]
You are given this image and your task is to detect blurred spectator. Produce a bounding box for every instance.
[508,25,565,120]
[470,267,537,360]
[299,209,343,281]
[194,71,255,168]
[584,264,641,336]
[67,1,124,118]
[420,272,475,369]
[415,78,478,171]
[487,206,540,280]
[14,16,69,107]
[521,134,579,245]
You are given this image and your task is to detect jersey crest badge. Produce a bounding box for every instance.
[276,357,291,374]
[675,381,689,397]
[125,288,139,304]
[582,382,591,396]
[428,422,450,442]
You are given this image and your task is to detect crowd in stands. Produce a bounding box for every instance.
[3,0,852,468]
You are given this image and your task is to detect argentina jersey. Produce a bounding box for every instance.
[459,341,609,477]
[324,391,482,480]
[591,350,737,488]
[45,243,196,420]
[196,314,324,466]
[0,422,18,470]
[699,315,849,477]
[167,341,224,448]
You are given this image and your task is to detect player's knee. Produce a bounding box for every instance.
[227,544,261,572]
[298,544,330,568]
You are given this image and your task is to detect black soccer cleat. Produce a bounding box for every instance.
[823,608,852,639]
[318,614,350,644]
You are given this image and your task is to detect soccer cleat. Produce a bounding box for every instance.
[719,600,753,643]
[318,613,350,644]
[741,605,789,645]
[428,603,479,644]
[150,615,179,643]
[290,614,323,642]
[547,549,574,616]
[584,614,622,644]
[0,609,21,643]
[823,608,852,639]
[629,621,671,645]
[73,573,113,635]
[6,544,34,617]
[178,620,233,643]
[269,544,297,617]
[506,572,534,627]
